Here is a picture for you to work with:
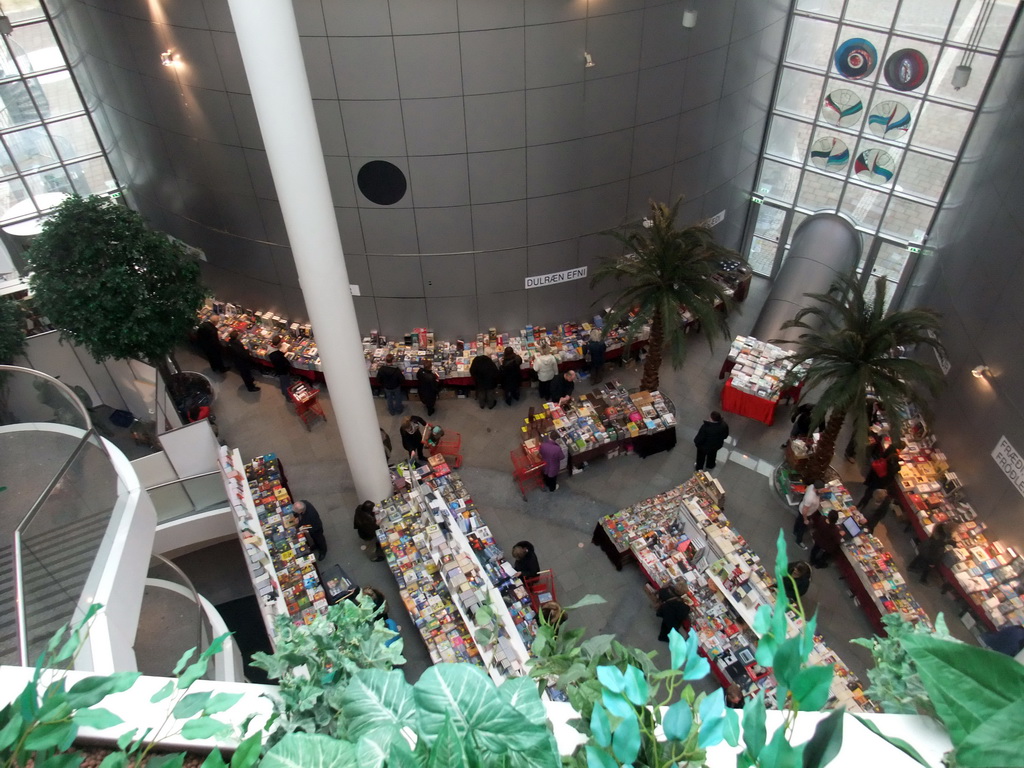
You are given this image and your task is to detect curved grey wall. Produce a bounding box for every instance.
[45,0,790,339]
[900,11,1024,551]
[750,213,860,344]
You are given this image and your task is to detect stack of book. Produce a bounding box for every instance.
[725,336,806,401]
[376,460,537,679]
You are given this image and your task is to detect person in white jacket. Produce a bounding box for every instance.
[532,343,559,400]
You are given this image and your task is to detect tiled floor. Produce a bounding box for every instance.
[171,275,977,688]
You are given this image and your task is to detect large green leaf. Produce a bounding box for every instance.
[23,720,77,751]
[261,733,360,768]
[72,707,123,730]
[180,717,232,740]
[427,716,470,768]
[66,672,141,710]
[339,668,415,744]
[801,708,844,768]
[790,666,834,712]
[561,595,608,610]
[741,692,767,759]
[413,665,545,757]
[38,754,84,768]
[901,634,1024,749]
[496,676,547,725]
[852,716,931,768]
[952,698,1024,768]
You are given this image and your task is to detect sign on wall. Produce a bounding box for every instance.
[525,267,587,290]
[991,436,1024,500]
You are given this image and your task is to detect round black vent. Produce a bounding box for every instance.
[357,160,407,206]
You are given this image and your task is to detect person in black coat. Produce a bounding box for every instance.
[292,500,326,559]
[655,583,692,642]
[499,346,523,406]
[416,359,441,416]
[470,349,500,410]
[267,335,292,397]
[195,315,228,373]
[693,411,729,471]
[908,524,950,584]
[376,354,406,416]
[782,561,811,606]
[512,541,540,581]
[810,509,842,569]
[353,500,384,561]
[227,330,260,392]
[549,370,576,405]
[857,441,902,507]
[400,415,428,461]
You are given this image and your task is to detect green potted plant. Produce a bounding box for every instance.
[594,199,740,392]
[24,195,206,385]
[773,272,945,483]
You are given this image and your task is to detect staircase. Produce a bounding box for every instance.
[0,510,113,667]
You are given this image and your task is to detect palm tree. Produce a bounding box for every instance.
[594,199,739,392]
[773,272,945,483]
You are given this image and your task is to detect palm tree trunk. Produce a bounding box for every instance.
[803,411,845,483]
[640,309,664,391]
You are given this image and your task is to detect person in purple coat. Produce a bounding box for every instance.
[539,432,565,492]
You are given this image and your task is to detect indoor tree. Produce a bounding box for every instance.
[594,198,739,392]
[774,272,945,483]
[24,195,206,382]
[0,295,26,365]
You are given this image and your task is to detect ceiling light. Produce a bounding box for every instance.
[971,365,992,379]
[584,52,595,68]
[160,50,178,67]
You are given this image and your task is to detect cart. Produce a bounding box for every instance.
[320,564,359,605]
[524,569,557,612]
[288,381,326,430]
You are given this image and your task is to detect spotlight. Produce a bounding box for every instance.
[971,365,992,379]
[160,51,179,67]
[682,10,698,28]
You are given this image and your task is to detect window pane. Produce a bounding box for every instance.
[5,125,56,170]
[844,0,896,31]
[0,140,14,174]
[757,159,801,203]
[786,17,838,70]
[870,241,912,283]
[0,176,31,222]
[0,79,39,128]
[48,116,101,162]
[798,170,843,211]
[7,22,60,74]
[894,151,952,202]
[864,96,917,144]
[832,26,887,86]
[895,0,957,40]
[786,212,808,244]
[796,0,843,17]
[33,72,81,119]
[928,48,994,106]
[766,115,813,163]
[66,157,117,196]
[748,236,778,276]
[949,0,1018,52]
[5,1,46,24]
[840,184,887,230]
[777,69,826,119]
[820,77,873,131]
[25,167,72,196]
[913,102,971,155]
[877,38,940,97]
[880,196,933,240]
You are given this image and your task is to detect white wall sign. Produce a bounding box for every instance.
[525,266,587,290]
[706,209,726,227]
[991,435,1024,499]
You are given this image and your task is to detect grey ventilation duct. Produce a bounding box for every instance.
[751,213,861,345]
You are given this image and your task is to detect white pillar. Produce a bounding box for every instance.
[225,0,390,502]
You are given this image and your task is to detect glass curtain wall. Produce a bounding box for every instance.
[0,0,118,276]
[746,0,1018,305]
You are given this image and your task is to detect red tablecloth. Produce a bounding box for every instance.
[721,379,779,425]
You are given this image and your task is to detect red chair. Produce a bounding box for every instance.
[510,447,544,500]
[430,431,463,468]
[524,570,557,612]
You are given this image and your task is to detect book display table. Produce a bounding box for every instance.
[719,336,805,426]
[595,474,873,711]
[520,384,677,474]
[376,458,537,681]
[217,448,328,646]
[775,465,931,635]
[893,437,1024,632]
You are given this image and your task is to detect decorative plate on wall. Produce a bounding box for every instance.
[884,49,930,91]
[810,137,851,171]
[821,89,863,127]
[854,148,896,184]
[868,101,911,139]
[834,38,878,80]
